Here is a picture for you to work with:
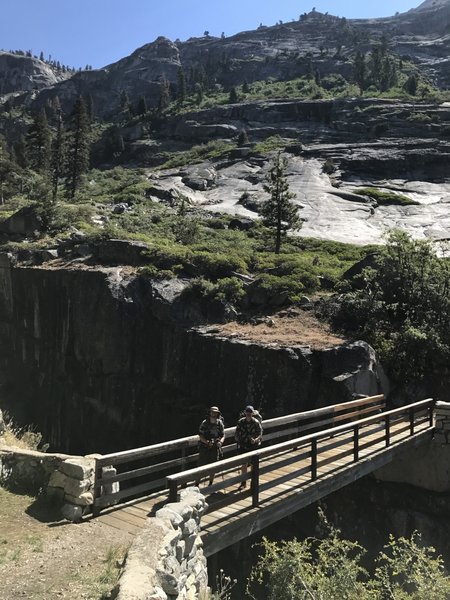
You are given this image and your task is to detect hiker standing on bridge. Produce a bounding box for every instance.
[235,405,263,490]
[196,406,225,487]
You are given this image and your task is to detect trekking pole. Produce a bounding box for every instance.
[218,442,224,481]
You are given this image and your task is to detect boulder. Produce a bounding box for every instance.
[175,120,238,141]
[96,239,149,266]
[181,166,217,191]
[228,217,256,231]
[59,458,94,480]
[342,253,380,285]
[0,206,42,236]
[61,503,84,523]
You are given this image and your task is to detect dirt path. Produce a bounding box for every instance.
[215,309,345,349]
[0,488,132,600]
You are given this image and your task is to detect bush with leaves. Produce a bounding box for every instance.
[247,515,450,600]
[330,230,450,389]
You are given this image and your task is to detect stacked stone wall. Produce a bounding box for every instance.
[433,401,450,443]
[115,488,208,600]
[0,442,99,520]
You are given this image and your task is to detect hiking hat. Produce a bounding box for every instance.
[245,405,254,413]
[209,406,221,414]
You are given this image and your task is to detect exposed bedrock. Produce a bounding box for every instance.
[0,256,387,455]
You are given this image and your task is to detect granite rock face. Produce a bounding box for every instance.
[4,1,450,116]
[0,257,387,455]
[0,52,66,95]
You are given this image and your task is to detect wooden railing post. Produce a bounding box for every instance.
[92,458,102,517]
[429,404,434,428]
[311,439,317,481]
[168,479,178,503]
[409,407,415,436]
[385,414,391,447]
[353,425,359,462]
[251,456,260,507]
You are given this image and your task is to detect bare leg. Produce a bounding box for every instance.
[238,464,248,489]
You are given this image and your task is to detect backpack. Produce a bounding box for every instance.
[240,409,263,432]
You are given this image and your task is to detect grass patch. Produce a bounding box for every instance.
[0,413,48,452]
[0,487,37,565]
[70,544,128,598]
[159,140,236,169]
[0,162,378,311]
[354,187,419,206]
[162,69,448,117]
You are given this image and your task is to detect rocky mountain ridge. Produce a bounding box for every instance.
[0,52,69,96]
[3,1,450,116]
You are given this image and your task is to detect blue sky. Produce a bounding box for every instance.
[1,1,421,69]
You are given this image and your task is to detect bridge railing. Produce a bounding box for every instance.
[92,395,385,513]
[166,398,434,509]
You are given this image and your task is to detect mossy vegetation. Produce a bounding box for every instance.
[0,163,375,307]
[354,188,419,206]
[159,140,237,169]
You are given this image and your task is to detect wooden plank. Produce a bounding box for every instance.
[97,396,386,467]
[95,478,167,507]
[107,509,148,527]
[120,505,152,519]
[96,455,199,486]
[202,429,432,556]
[168,400,433,488]
[97,513,142,535]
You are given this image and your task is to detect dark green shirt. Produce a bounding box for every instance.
[235,417,262,449]
[199,418,224,443]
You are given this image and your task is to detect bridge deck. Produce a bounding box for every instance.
[93,415,432,554]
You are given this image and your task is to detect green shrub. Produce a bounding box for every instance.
[146,246,192,270]
[253,273,304,301]
[354,188,419,206]
[213,277,246,303]
[330,230,450,388]
[407,112,433,123]
[183,276,245,305]
[189,251,247,279]
[247,517,450,600]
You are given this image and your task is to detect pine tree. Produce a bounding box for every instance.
[0,136,10,205]
[404,73,418,96]
[67,96,91,199]
[158,76,171,111]
[136,96,147,116]
[51,113,66,203]
[314,68,321,87]
[177,67,187,104]
[119,90,130,114]
[229,86,238,103]
[85,93,95,121]
[195,83,204,105]
[26,109,51,176]
[369,46,383,89]
[237,129,249,146]
[262,152,300,254]
[353,51,367,94]
[13,135,28,169]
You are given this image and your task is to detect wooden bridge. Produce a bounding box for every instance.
[91,396,434,556]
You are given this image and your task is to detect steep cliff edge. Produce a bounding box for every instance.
[0,254,387,455]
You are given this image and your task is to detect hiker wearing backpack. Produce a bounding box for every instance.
[196,406,225,487]
[235,405,263,490]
